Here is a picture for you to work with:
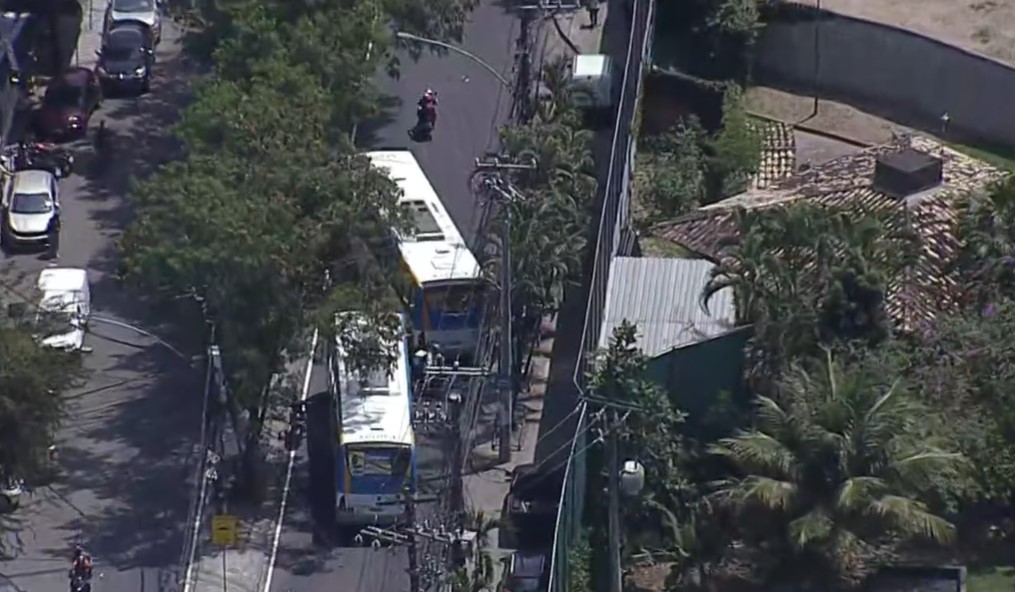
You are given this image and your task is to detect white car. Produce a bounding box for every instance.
[105,0,161,44]
[2,169,59,247]
[36,268,92,351]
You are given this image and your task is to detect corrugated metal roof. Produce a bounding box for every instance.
[598,257,736,357]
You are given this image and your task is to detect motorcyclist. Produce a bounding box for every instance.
[417,89,438,128]
[70,547,93,580]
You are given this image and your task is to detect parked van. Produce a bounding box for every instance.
[35,267,91,351]
[568,53,616,119]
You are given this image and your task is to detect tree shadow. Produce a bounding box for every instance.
[24,342,203,570]
[352,93,404,149]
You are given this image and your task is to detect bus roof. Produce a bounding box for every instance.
[335,313,414,448]
[365,150,482,286]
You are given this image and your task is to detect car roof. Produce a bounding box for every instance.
[56,67,93,87]
[38,268,88,293]
[12,170,55,192]
[511,552,547,578]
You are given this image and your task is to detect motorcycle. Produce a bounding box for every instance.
[413,103,437,140]
[69,574,91,592]
[4,142,74,179]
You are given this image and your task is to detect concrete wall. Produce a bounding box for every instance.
[753,3,1015,149]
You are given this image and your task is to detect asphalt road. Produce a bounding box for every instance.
[356,0,519,242]
[267,3,521,592]
[0,24,204,592]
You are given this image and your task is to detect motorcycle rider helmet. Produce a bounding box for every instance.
[423,89,435,101]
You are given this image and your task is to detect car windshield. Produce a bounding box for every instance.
[113,0,153,11]
[11,192,53,214]
[44,85,84,108]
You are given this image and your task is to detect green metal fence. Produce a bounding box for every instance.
[548,401,589,592]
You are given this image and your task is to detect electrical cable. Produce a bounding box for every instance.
[504,406,630,498]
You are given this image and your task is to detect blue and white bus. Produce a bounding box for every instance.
[330,312,417,526]
[365,150,486,361]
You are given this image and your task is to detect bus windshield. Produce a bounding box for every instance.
[423,282,481,315]
[346,446,411,479]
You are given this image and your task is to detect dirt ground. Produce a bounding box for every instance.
[806,0,1015,65]
[744,86,906,145]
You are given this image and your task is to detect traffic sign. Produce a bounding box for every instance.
[211,514,238,547]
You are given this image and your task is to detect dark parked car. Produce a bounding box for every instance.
[500,463,561,548]
[35,68,102,142]
[96,21,155,94]
[500,550,549,592]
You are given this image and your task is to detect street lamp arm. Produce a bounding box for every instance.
[394,31,511,88]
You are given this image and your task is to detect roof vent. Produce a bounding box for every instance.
[872,148,943,199]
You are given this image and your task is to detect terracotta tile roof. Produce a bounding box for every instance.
[653,134,1007,330]
[748,120,797,190]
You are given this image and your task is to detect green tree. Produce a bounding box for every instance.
[494,93,597,345]
[0,324,80,482]
[955,176,1015,307]
[589,322,696,585]
[121,56,406,408]
[590,322,689,503]
[637,117,708,223]
[872,301,1015,510]
[702,202,916,385]
[710,352,965,586]
[704,84,762,201]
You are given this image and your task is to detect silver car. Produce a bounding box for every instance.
[2,169,59,247]
[105,0,161,44]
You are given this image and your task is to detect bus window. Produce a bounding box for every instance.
[424,284,480,315]
[348,447,412,477]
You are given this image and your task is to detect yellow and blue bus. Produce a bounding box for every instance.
[365,150,485,361]
[330,312,416,527]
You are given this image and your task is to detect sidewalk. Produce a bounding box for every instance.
[186,359,306,592]
[461,2,608,585]
[74,0,106,70]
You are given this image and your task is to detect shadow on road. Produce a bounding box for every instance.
[75,45,202,355]
[31,342,202,569]
[0,32,205,576]
[352,94,404,149]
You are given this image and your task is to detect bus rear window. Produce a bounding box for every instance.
[424,284,481,314]
[347,447,411,477]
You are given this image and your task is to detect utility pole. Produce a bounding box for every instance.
[606,405,622,592]
[406,490,421,592]
[406,359,491,589]
[582,394,642,592]
[473,156,536,463]
[356,494,456,592]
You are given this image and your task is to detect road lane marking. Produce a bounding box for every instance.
[262,329,319,592]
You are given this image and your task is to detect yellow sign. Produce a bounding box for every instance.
[211,514,239,547]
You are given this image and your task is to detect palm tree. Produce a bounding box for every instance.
[955,176,1015,305]
[708,351,965,587]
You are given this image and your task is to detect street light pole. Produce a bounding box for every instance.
[394,31,511,88]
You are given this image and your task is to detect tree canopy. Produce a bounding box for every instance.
[710,353,964,586]
[490,59,597,340]
[122,0,475,405]
[0,324,79,482]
